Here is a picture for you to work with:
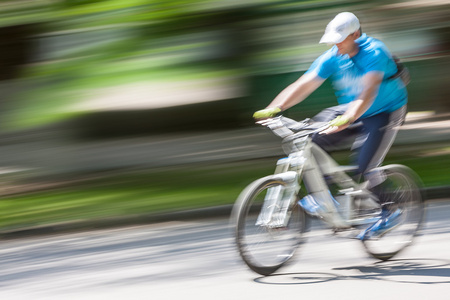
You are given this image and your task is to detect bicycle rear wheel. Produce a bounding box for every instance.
[231,176,306,276]
[362,164,425,260]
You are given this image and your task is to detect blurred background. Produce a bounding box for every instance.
[0,0,448,230]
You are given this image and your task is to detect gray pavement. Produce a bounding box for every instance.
[1,200,450,299]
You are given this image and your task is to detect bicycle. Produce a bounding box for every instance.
[230,116,425,276]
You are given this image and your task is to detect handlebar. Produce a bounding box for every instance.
[257,116,330,142]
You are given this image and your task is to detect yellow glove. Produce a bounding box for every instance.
[253,107,281,120]
[329,115,353,127]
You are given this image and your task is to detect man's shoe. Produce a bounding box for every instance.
[298,195,323,216]
[357,207,402,240]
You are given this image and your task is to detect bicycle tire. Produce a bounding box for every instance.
[231,176,306,276]
[361,164,425,260]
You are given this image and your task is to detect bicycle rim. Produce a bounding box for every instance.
[233,177,306,276]
[362,165,425,260]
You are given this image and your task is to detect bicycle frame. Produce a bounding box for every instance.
[260,117,381,229]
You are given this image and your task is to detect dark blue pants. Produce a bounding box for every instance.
[312,104,407,184]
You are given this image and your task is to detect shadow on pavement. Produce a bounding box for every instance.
[254,258,450,285]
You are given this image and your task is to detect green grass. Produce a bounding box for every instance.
[0,150,448,230]
[0,160,273,229]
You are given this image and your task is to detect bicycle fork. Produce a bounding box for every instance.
[256,171,299,228]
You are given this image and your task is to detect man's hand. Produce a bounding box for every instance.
[253,107,281,120]
[320,115,353,135]
[329,115,352,127]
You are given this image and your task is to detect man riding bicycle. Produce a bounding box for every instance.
[253,12,408,239]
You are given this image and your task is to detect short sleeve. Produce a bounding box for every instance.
[363,49,388,74]
[306,50,336,79]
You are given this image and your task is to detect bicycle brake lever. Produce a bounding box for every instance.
[256,116,282,127]
[255,119,273,126]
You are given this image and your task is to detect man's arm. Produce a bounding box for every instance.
[253,71,325,119]
[342,71,383,121]
[268,71,325,111]
[323,71,383,134]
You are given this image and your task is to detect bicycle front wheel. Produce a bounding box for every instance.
[362,164,425,260]
[231,176,306,276]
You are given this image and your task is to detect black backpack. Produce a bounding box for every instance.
[388,55,410,86]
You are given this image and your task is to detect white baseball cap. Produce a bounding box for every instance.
[319,12,360,44]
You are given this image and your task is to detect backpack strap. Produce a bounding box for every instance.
[388,55,410,86]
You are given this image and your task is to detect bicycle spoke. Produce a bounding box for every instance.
[362,165,424,260]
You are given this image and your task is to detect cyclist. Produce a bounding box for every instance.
[253,12,408,239]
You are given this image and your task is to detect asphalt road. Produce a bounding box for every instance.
[0,199,449,300]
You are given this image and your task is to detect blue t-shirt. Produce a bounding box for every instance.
[307,34,407,118]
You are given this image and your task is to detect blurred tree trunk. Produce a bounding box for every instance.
[0,25,35,80]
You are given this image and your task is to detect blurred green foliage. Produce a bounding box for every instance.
[1,0,448,129]
[0,1,447,231]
